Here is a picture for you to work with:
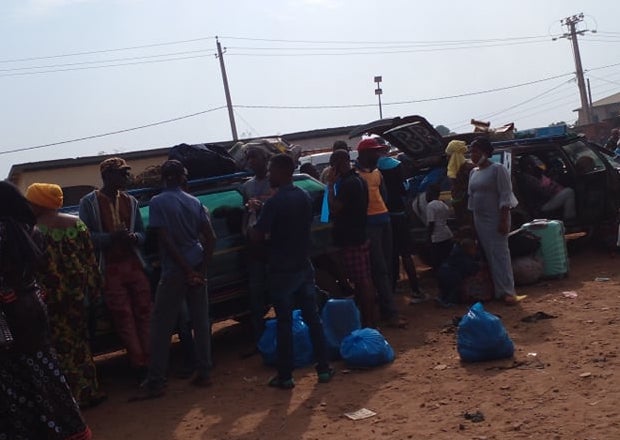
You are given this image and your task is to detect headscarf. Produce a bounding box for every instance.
[445,140,468,179]
[25,183,64,210]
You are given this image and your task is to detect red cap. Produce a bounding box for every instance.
[357,137,388,151]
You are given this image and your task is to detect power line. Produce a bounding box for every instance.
[0,36,215,64]
[226,39,552,57]
[588,74,620,87]
[235,72,574,110]
[0,106,227,156]
[0,49,215,73]
[0,53,217,78]
[218,34,549,45]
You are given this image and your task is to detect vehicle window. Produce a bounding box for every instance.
[562,141,606,175]
[490,153,503,164]
[139,189,243,228]
[294,177,325,194]
[196,190,244,212]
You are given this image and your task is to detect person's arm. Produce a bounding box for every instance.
[496,165,516,235]
[79,197,112,250]
[249,198,275,243]
[199,207,216,275]
[426,203,436,241]
[130,198,146,246]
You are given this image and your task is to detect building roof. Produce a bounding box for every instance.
[591,91,620,108]
[8,124,359,179]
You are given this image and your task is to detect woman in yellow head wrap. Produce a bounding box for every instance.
[25,183,106,408]
[445,140,468,179]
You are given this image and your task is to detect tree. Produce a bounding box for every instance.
[435,125,451,136]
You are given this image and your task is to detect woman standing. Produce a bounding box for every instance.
[0,181,91,439]
[467,138,518,305]
[26,183,106,408]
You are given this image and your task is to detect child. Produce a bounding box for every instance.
[437,239,480,307]
[426,184,454,271]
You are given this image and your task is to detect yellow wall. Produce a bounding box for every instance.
[12,154,168,193]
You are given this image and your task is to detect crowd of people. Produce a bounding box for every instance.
[0,132,527,435]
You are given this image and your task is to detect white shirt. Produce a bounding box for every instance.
[426,200,453,243]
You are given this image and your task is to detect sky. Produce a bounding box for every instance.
[1,0,619,179]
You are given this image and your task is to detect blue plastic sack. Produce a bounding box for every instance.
[321,298,361,360]
[257,309,315,368]
[340,328,395,368]
[457,302,514,362]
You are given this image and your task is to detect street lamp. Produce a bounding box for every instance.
[374,75,383,119]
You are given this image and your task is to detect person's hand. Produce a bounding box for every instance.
[246,198,263,213]
[326,167,339,186]
[186,270,206,286]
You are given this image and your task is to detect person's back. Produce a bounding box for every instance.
[332,169,368,248]
[260,184,313,272]
[149,188,206,275]
[377,156,406,213]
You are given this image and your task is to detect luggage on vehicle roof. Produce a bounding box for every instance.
[228,137,302,170]
[168,143,238,180]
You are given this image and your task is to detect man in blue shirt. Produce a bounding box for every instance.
[136,160,216,399]
[250,154,333,389]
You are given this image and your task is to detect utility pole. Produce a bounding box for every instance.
[555,14,593,125]
[374,76,383,119]
[216,36,238,141]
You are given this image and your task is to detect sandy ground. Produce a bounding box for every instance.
[84,250,619,440]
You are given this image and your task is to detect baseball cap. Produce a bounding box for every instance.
[357,137,388,151]
[100,157,131,175]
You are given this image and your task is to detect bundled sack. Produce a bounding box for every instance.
[257,309,314,368]
[168,143,238,180]
[321,298,361,360]
[508,228,541,258]
[340,328,395,368]
[457,302,514,362]
[229,137,302,170]
[512,255,544,286]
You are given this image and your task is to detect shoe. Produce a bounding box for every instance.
[189,373,213,388]
[268,376,295,389]
[435,297,456,308]
[128,380,165,402]
[503,295,518,306]
[409,292,427,305]
[317,368,335,384]
[385,316,408,328]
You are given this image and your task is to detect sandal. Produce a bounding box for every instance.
[503,295,518,306]
[268,376,295,389]
[317,368,335,384]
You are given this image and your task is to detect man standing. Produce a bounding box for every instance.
[250,154,333,389]
[241,147,274,351]
[327,150,377,328]
[138,160,216,398]
[320,140,350,183]
[79,157,152,374]
[356,138,407,328]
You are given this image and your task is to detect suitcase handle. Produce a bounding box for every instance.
[527,219,549,229]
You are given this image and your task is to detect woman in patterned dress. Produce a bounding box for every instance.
[25,183,106,409]
[0,181,91,440]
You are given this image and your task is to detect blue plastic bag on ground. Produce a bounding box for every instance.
[321,298,361,360]
[340,328,395,368]
[457,302,514,362]
[257,309,315,368]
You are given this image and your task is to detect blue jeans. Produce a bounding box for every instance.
[147,268,211,384]
[270,263,329,380]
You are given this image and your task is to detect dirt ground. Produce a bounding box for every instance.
[84,250,619,440]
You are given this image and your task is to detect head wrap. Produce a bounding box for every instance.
[25,183,64,210]
[445,140,468,179]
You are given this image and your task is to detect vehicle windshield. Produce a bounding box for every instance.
[562,141,606,175]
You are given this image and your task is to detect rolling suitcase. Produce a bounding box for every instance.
[521,219,569,278]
